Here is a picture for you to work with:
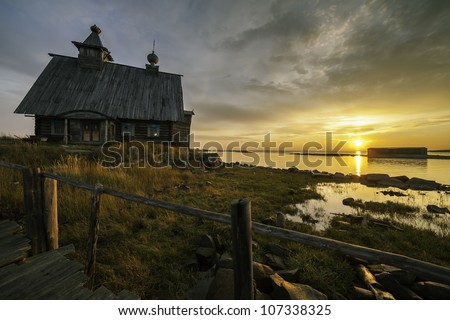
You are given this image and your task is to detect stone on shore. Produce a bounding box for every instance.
[269,274,327,300]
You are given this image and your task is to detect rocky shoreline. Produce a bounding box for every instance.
[186,234,450,300]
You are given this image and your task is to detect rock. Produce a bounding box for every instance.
[288,166,299,173]
[276,269,300,283]
[196,247,218,267]
[265,253,286,270]
[426,205,449,214]
[377,178,408,189]
[408,177,441,191]
[253,261,275,293]
[367,264,415,285]
[375,272,422,300]
[352,286,375,299]
[392,175,409,183]
[253,261,275,279]
[186,268,215,299]
[217,253,234,269]
[411,281,450,300]
[366,173,390,182]
[183,255,199,271]
[262,217,276,225]
[342,197,355,206]
[276,212,286,228]
[255,288,272,300]
[206,268,234,299]
[266,243,292,258]
[213,234,225,254]
[269,274,327,300]
[380,190,407,197]
[199,234,216,250]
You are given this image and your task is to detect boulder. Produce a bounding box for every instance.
[375,272,422,300]
[342,197,355,206]
[199,234,216,250]
[265,253,286,270]
[206,268,234,299]
[376,178,408,189]
[196,247,218,268]
[408,177,441,191]
[276,212,286,228]
[262,217,276,225]
[352,286,375,300]
[183,255,199,271]
[392,175,409,183]
[269,274,327,300]
[411,281,450,300]
[266,243,292,258]
[253,261,275,293]
[276,269,300,283]
[366,174,390,182]
[213,234,226,254]
[426,205,449,214]
[367,264,415,285]
[217,253,234,269]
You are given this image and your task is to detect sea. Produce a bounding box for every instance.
[218,150,450,235]
[218,151,450,185]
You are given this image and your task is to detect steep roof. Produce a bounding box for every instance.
[14,54,185,121]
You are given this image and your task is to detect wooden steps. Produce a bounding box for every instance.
[0,220,139,299]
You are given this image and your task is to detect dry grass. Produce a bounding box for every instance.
[1,139,448,299]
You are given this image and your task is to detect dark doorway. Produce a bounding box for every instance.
[82,121,100,142]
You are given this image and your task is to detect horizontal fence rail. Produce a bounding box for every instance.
[1,160,450,298]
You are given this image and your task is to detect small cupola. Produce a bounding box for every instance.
[72,24,113,70]
[146,40,159,74]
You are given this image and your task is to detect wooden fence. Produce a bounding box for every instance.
[1,160,450,299]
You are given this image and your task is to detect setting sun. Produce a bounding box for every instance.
[353,140,363,148]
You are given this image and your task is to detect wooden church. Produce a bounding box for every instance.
[14,25,193,146]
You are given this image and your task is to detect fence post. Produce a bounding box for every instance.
[22,167,47,255]
[43,178,58,250]
[85,183,103,289]
[231,198,254,300]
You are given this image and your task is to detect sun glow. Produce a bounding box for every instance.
[353,140,363,148]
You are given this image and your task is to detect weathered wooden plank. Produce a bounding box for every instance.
[0,250,64,287]
[117,289,140,300]
[88,286,116,300]
[0,254,68,298]
[0,249,29,268]
[0,161,28,170]
[0,221,22,238]
[0,233,30,248]
[37,271,88,299]
[23,261,84,299]
[4,258,80,299]
[56,244,76,256]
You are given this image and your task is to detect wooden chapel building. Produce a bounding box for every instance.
[14,25,193,146]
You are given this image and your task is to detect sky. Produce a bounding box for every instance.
[1,0,450,151]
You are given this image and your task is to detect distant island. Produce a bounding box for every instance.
[367,147,450,160]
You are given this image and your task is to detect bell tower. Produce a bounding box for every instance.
[72,25,113,70]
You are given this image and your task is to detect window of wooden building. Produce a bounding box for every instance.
[51,120,65,135]
[147,124,160,137]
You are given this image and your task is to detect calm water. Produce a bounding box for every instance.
[219,151,450,235]
[290,183,450,237]
[219,151,450,185]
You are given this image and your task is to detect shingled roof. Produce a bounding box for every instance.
[14,54,185,121]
